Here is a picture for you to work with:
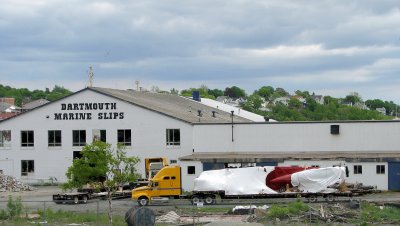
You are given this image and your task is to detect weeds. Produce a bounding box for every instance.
[36,208,127,225]
[359,202,400,224]
[0,196,23,220]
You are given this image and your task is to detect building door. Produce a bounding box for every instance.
[0,159,14,176]
[202,163,225,171]
[388,162,400,191]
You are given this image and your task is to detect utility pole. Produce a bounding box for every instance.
[231,110,234,142]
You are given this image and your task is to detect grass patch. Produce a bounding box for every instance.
[268,205,290,219]
[288,199,309,214]
[1,208,128,226]
[175,206,232,215]
[359,202,400,224]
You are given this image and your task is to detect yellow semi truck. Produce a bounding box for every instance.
[132,165,182,206]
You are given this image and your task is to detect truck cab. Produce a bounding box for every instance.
[132,165,182,206]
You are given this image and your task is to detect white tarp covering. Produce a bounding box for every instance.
[193,167,277,195]
[291,167,346,193]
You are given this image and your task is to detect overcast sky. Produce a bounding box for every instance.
[1,0,400,103]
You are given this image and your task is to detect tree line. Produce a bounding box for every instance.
[0,84,72,106]
[1,83,398,121]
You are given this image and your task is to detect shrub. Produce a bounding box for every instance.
[268,205,289,219]
[0,209,8,220]
[288,199,309,214]
[1,196,23,220]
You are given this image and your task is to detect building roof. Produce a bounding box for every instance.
[179,151,400,162]
[0,102,12,112]
[199,98,276,122]
[91,87,252,124]
[22,98,50,110]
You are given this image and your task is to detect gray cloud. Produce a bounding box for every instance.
[0,0,400,103]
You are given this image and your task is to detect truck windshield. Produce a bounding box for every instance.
[149,181,158,187]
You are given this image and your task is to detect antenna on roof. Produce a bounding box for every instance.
[135,80,140,91]
[88,66,94,87]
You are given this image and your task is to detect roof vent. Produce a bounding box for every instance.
[197,110,202,117]
[212,110,216,117]
[264,116,270,122]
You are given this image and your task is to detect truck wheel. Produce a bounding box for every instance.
[325,194,335,202]
[204,195,215,205]
[138,197,149,206]
[82,195,88,204]
[73,196,79,204]
[307,195,317,203]
[191,195,201,205]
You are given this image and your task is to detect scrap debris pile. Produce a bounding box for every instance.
[0,174,35,192]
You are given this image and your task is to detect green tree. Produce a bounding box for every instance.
[343,92,362,105]
[224,86,246,98]
[243,94,263,111]
[295,90,311,98]
[255,86,274,100]
[288,98,302,109]
[274,87,289,97]
[208,88,224,98]
[63,142,140,225]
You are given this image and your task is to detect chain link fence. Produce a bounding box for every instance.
[0,196,372,225]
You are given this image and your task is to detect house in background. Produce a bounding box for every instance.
[376,107,387,115]
[22,99,49,112]
[0,98,20,120]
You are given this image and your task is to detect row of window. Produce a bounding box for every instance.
[353,165,385,175]
[20,159,193,177]
[19,162,386,178]
[0,129,181,148]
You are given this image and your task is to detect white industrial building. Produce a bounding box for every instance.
[0,87,399,191]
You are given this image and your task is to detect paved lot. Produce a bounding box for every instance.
[1,186,400,215]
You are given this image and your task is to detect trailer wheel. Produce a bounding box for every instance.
[307,195,317,203]
[73,196,79,204]
[191,195,201,205]
[82,195,88,204]
[325,194,335,202]
[138,197,149,206]
[204,195,216,205]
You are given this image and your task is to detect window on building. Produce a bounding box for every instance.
[72,130,86,146]
[170,159,177,164]
[48,130,62,147]
[21,160,34,176]
[21,130,34,147]
[376,165,385,174]
[187,166,195,175]
[117,129,131,146]
[92,129,106,142]
[0,130,11,148]
[166,129,180,146]
[354,165,362,174]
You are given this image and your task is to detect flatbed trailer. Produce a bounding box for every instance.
[188,189,378,205]
[53,190,132,204]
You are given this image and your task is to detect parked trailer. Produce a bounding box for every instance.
[53,187,132,204]
[189,190,357,205]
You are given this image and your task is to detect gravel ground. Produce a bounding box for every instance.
[1,186,400,225]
